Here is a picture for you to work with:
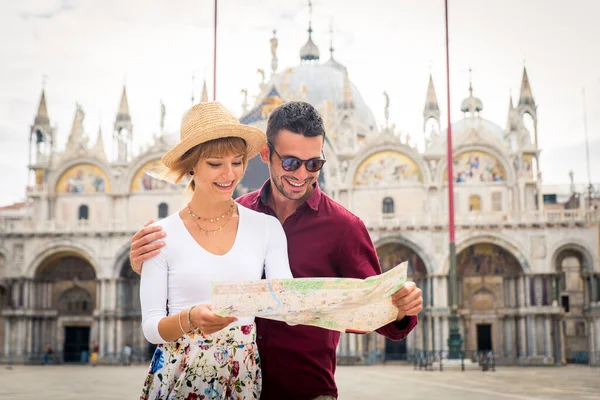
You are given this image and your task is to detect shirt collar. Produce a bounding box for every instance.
[258,179,322,211]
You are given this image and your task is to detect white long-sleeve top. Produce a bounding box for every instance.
[140,204,293,344]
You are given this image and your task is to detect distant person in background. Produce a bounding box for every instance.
[42,343,53,365]
[123,344,132,366]
[90,344,99,367]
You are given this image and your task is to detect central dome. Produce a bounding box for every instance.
[261,63,378,134]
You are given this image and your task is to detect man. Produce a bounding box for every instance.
[130,101,422,400]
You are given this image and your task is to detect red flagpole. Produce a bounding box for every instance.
[213,0,218,101]
[445,0,462,359]
[445,0,455,245]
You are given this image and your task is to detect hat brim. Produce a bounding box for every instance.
[161,123,266,168]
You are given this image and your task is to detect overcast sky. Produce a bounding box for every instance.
[1,0,599,206]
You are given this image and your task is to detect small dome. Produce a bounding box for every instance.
[461,95,483,113]
[460,83,483,114]
[300,37,320,61]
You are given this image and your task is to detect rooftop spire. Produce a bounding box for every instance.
[300,0,320,62]
[423,74,440,118]
[340,67,354,109]
[35,89,50,126]
[92,125,107,160]
[518,66,535,107]
[201,80,209,103]
[116,86,130,122]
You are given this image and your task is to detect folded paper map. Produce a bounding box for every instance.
[211,262,407,333]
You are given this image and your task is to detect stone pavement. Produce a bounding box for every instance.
[0,364,599,399]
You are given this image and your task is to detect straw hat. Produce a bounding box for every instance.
[161,101,266,168]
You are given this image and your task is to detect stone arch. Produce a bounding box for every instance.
[457,243,524,278]
[50,159,112,195]
[34,254,97,282]
[25,242,98,279]
[112,241,133,279]
[347,142,431,187]
[550,239,596,273]
[434,144,516,185]
[373,235,434,275]
[441,233,530,275]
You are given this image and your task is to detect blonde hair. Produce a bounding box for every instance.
[167,137,248,192]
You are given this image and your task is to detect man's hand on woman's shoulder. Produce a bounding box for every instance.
[129,220,166,274]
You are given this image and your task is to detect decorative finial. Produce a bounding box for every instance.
[329,20,334,58]
[383,91,390,128]
[160,100,166,133]
[308,0,313,37]
[241,89,249,114]
[468,67,473,95]
[270,29,279,74]
[257,69,265,91]
[191,74,195,105]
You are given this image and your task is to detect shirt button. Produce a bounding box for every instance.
[257,335,263,340]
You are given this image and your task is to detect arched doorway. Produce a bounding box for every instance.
[554,248,591,364]
[0,252,7,357]
[0,284,7,357]
[457,243,523,357]
[34,253,97,363]
[377,243,428,361]
[117,258,152,362]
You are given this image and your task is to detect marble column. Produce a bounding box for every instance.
[99,318,105,357]
[16,319,24,356]
[407,323,416,352]
[527,316,536,356]
[116,319,123,357]
[504,318,511,357]
[518,317,526,358]
[442,316,449,353]
[589,319,596,365]
[433,317,441,352]
[427,315,434,351]
[4,319,11,357]
[518,277,525,307]
[559,318,566,364]
[416,319,424,350]
[26,318,33,356]
[544,317,551,358]
[595,319,600,364]
[357,331,364,356]
[428,279,434,307]
[524,276,531,307]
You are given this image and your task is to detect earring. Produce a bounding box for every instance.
[189,170,194,176]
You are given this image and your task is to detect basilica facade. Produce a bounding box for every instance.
[1,26,599,366]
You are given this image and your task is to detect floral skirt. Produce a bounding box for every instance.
[140,324,261,400]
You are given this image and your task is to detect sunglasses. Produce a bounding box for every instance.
[268,142,326,172]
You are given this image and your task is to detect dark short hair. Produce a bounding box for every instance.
[266,101,326,145]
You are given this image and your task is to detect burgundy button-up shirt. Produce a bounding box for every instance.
[237,180,418,400]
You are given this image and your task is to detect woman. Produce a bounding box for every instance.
[139,102,293,399]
